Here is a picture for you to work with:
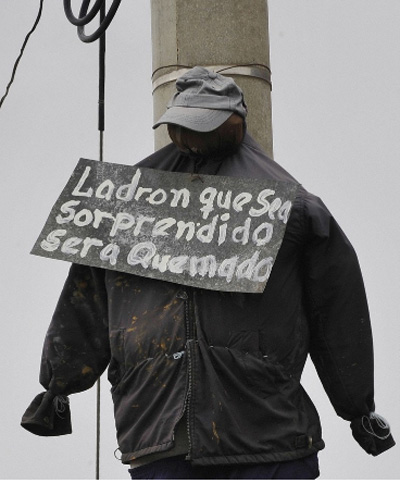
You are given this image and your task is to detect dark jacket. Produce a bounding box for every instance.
[22,133,395,464]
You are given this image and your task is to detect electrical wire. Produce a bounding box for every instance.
[63,0,122,43]
[0,0,45,110]
[96,2,106,479]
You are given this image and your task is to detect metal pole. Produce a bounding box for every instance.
[150,0,273,158]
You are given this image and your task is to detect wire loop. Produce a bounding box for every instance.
[63,0,104,26]
[63,0,122,43]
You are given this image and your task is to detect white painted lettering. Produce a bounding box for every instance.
[217,213,230,246]
[170,188,190,208]
[72,166,93,197]
[95,179,115,200]
[147,188,168,205]
[267,198,282,220]
[236,251,260,280]
[217,190,232,210]
[115,169,142,201]
[61,237,82,255]
[93,209,116,229]
[40,229,66,252]
[134,186,152,201]
[74,209,94,227]
[232,217,251,245]
[133,215,156,236]
[252,257,273,282]
[80,237,104,257]
[152,217,176,237]
[168,256,189,274]
[249,189,275,217]
[218,257,239,283]
[189,255,217,278]
[252,222,273,246]
[151,254,171,273]
[100,243,120,266]
[109,213,135,237]
[127,242,156,268]
[199,187,217,219]
[196,215,218,243]
[232,192,252,212]
[175,220,196,241]
[278,200,292,224]
[56,200,81,224]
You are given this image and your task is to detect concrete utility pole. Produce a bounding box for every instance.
[150,0,273,158]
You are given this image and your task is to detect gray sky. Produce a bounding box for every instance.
[1,0,399,479]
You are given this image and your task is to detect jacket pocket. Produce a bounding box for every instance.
[242,351,295,398]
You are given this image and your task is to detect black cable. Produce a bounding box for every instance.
[63,0,122,43]
[0,0,45,110]
[96,4,106,477]
[98,3,106,136]
[63,0,104,26]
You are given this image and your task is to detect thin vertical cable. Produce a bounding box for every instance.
[96,3,106,480]
[0,0,45,109]
[96,377,101,480]
[99,0,106,161]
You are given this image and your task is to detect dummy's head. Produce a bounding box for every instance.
[153,66,248,156]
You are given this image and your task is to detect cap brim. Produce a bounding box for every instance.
[152,107,233,132]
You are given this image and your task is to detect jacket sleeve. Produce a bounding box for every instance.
[21,264,111,436]
[302,192,395,456]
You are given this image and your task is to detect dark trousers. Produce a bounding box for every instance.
[129,453,319,480]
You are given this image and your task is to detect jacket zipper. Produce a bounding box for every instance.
[183,157,202,460]
[184,286,197,460]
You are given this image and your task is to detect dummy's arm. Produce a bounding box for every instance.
[302,193,395,456]
[21,264,111,436]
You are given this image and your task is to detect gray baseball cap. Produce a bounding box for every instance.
[153,66,247,132]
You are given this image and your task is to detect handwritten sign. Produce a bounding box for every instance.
[31,158,298,293]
